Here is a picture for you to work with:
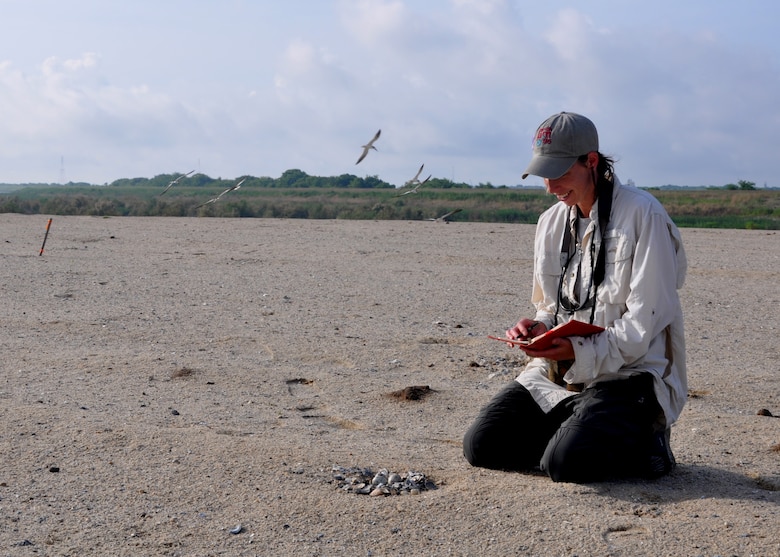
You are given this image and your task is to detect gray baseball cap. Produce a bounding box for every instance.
[522,112,599,180]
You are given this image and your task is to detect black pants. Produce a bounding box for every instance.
[462,374,664,482]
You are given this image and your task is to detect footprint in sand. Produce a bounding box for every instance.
[284,377,364,430]
[602,524,653,551]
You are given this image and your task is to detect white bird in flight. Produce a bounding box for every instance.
[355,129,381,164]
[159,169,195,196]
[395,173,431,196]
[195,178,246,208]
[428,208,462,223]
[403,164,425,187]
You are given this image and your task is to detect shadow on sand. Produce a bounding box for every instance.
[590,463,779,504]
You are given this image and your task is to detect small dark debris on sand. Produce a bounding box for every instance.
[389,385,435,401]
[688,389,711,398]
[171,366,196,379]
[286,378,313,385]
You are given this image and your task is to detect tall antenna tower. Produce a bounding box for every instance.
[59,156,66,184]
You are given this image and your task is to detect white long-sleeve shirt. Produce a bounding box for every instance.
[516,177,687,427]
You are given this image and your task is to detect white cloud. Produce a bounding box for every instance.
[61,52,99,72]
[544,9,595,63]
[528,9,780,186]
[0,51,213,182]
[0,2,779,187]
[339,0,407,46]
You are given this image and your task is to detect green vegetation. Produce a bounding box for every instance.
[646,188,780,229]
[1,170,778,229]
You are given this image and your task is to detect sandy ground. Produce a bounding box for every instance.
[0,213,778,557]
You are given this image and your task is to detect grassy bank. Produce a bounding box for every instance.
[1,180,778,229]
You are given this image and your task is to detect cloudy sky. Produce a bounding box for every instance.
[2,0,779,188]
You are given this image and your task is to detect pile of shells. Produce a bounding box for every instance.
[331,465,437,496]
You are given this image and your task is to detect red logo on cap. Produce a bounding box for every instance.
[535,127,552,147]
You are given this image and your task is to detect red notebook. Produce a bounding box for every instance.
[489,320,604,351]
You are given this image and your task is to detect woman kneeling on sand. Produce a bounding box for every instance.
[463,112,687,483]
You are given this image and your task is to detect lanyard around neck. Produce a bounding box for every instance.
[554,179,613,325]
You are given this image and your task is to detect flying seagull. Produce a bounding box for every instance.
[159,169,195,196]
[394,174,431,197]
[355,129,381,164]
[403,164,425,187]
[195,178,246,208]
[428,208,462,223]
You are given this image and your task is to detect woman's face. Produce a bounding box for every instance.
[544,152,598,215]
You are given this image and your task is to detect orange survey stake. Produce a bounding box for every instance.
[39,218,53,256]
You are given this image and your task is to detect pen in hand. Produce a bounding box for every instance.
[507,320,541,341]
[524,321,541,337]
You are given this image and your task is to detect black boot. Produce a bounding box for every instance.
[647,427,676,478]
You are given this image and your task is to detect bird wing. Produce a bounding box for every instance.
[195,198,216,209]
[356,147,370,164]
[218,178,246,198]
[437,208,462,221]
[160,170,195,195]
[196,178,244,207]
[356,130,381,164]
[368,129,381,146]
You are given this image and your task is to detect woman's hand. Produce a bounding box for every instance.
[519,337,575,362]
[506,319,547,340]
[506,319,577,362]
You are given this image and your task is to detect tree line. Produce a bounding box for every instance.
[0,171,777,229]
